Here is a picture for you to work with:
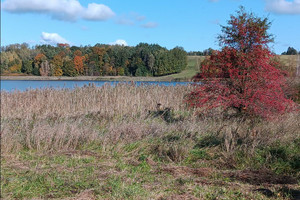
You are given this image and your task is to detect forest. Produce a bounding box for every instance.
[0,43,187,77]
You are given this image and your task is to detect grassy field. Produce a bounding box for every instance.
[278,55,299,76]
[1,84,300,199]
[280,55,299,67]
[154,56,206,81]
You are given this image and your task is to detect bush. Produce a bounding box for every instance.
[186,7,296,119]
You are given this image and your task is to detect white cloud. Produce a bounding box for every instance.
[82,3,114,21]
[141,22,158,28]
[109,39,128,46]
[116,16,135,26]
[116,12,145,26]
[131,12,146,21]
[2,0,115,21]
[41,32,69,45]
[265,0,300,15]
[135,15,146,21]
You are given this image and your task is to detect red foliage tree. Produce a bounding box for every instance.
[57,43,70,48]
[187,7,296,119]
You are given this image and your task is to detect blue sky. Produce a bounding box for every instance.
[1,0,300,54]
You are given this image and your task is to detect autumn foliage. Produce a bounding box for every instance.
[34,53,46,65]
[187,7,296,119]
[74,55,85,74]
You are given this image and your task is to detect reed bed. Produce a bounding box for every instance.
[1,83,299,155]
[1,83,193,120]
[1,83,196,152]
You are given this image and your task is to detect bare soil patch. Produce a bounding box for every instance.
[225,169,298,185]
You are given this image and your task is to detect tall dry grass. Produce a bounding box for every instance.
[1,84,194,152]
[1,83,299,157]
[1,83,192,120]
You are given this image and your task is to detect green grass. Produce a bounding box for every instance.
[1,152,101,199]
[2,133,300,199]
[156,56,205,81]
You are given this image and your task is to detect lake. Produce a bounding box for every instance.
[0,80,193,92]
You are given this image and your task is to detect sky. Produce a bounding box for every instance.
[1,0,300,54]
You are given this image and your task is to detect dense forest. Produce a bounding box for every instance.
[0,43,187,77]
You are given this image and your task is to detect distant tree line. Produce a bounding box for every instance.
[187,48,215,56]
[0,43,187,77]
[187,46,300,56]
[281,47,299,55]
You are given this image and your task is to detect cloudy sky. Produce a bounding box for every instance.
[1,0,300,54]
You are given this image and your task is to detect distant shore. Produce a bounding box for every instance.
[0,75,190,82]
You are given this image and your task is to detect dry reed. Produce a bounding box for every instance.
[1,83,192,120]
[1,83,299,155]
[1,84,194,152]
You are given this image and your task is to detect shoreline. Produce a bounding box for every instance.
[0,75,190,82]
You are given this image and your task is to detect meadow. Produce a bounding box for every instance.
[279,55,300,75]
[1,81,300,199]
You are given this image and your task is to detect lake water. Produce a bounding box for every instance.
[0,80,193,92]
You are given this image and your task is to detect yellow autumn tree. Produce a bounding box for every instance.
[51,54,63,76]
